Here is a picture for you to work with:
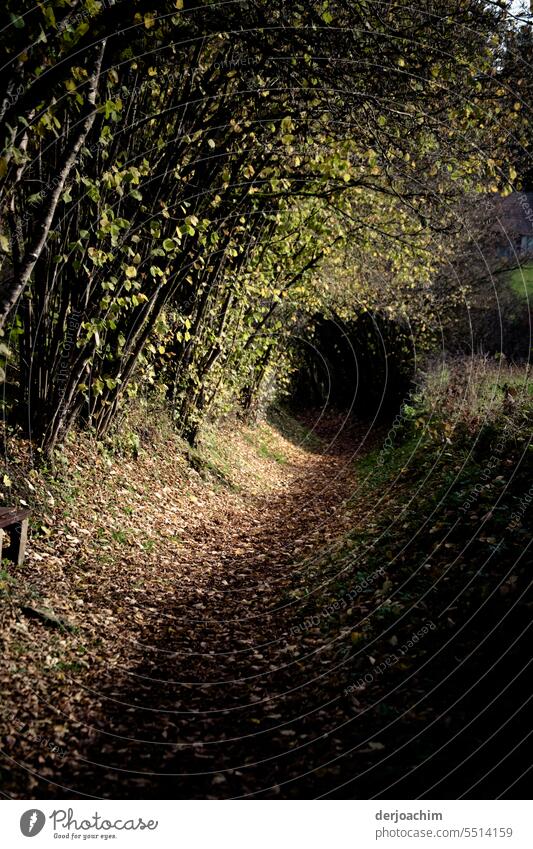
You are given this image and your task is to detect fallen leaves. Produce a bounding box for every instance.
[3,404,528,800]
[1,413,374,798]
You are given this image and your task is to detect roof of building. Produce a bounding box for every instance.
[497,191,533,236]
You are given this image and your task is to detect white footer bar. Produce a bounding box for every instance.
[1,800,531,848]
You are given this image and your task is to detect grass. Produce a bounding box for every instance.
[267,405,324,453]
[194,426,240,486]
[506,263,533,300]
[257,439,287,464]
[111,529,128,545]
[419,356,531,425]
[310,356,532,645]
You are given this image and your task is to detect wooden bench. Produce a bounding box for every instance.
[0,507,30,566]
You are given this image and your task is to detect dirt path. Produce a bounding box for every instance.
[78,418,372,798]
[3,412,532,799]
[8,413,384,799]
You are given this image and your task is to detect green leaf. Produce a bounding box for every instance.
[10,12,25,28]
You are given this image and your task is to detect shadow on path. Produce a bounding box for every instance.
[17,414,533,800]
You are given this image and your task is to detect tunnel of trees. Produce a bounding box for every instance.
[290,313,415,420]
[0,0,531,448]
[0,0,532,805]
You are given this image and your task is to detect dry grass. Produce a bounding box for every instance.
[417,355,531,432]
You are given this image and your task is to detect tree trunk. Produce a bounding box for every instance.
[0,41,106,331]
